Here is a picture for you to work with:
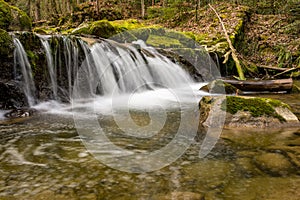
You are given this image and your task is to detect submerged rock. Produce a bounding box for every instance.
[253,153,293,176]
[4,108,37,119]
[199,96,299,128]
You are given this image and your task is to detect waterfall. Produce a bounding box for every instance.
[63,37,79,97]
[74,39,194,98]
[13,38,37,106]
[39,35,59,100]
[13,34,199,105]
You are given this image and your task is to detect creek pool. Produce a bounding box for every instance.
[0,92,300,199]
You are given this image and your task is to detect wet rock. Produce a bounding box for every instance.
[4,108,37,119]
[253,153,293,176]
[0,81,28,109]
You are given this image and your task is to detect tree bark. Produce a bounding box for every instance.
[34,0,41,21]
[141,0,145,18]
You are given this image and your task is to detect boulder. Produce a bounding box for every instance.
[199,96,300,128]
[0,0,32,31]
[0,81,28,109]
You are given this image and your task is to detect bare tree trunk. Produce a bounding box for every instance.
[66,0,71,13]
[34,0,41,21]
[96,0,100,15]
[141,0,145,18]
[196,0,200,21]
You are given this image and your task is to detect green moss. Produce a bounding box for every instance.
[110,19,144,32]
[0,28,13,56]
[32,27,48,34]
[221,96,286,122]
[26,50,38,76]
[16,7,32,30]
[89,20,117,38]
[146,34,182,48]
[0,0,12,30]
[0,0,31,31]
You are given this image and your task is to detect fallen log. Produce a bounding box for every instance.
[222,78,293,92]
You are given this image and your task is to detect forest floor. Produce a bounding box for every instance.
[33,2,300,78]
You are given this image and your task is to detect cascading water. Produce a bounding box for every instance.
[13,37,37,106]
[39,35,59,100]
[73,39,194,99]
[12,34,213,109]
[63,36,79,97]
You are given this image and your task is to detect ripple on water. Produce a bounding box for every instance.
[0,110,300,199]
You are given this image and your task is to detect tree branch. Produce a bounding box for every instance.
[209,4,245,80]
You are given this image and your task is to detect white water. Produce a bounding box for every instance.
[13,38,37,106]
[39,35,58,100]
[73,39,194,99]
[34,82,209,116]
[12,36,217,115]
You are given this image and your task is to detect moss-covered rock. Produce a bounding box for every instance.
[0,0,31,31]
[199,96,299,128]
[0,0,12,30]
[88,20,117,38]
[221,96,288,120]
[0,28,14,81]
[9,5,32,31]
[0,28,13,56]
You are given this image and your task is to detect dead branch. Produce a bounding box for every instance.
[209,4,245,80]
[274,66,300,77]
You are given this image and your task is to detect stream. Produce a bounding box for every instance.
[0,91,300,199]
